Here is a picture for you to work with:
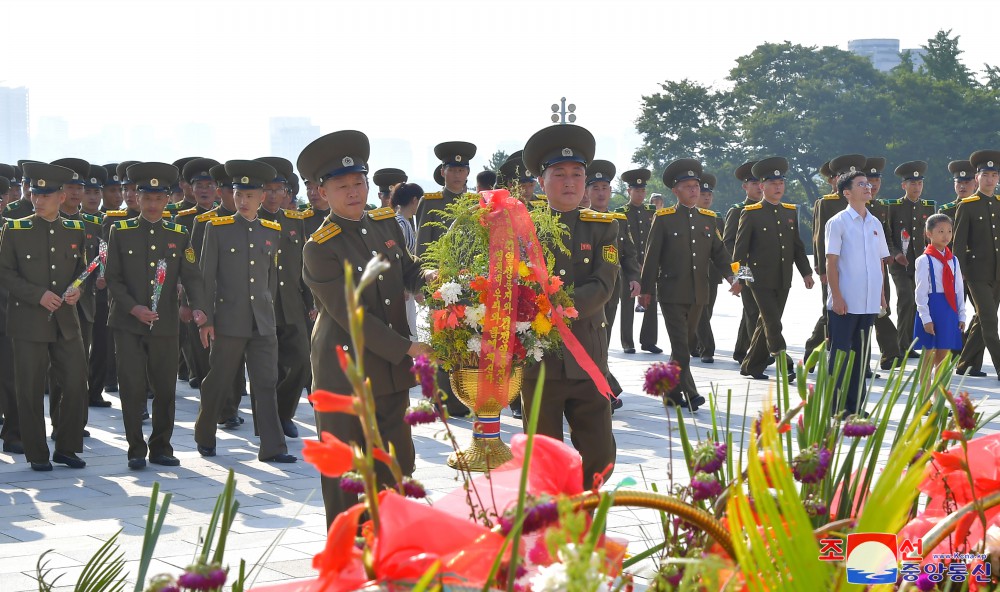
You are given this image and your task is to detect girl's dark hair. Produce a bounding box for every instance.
[390,182,423,209]
[925,212,953,233]
[837,171,867,198]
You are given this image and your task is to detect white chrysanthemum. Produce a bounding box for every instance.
[529,343,545,362]
[529,561,569,592]
[516,321,532,334]
[438,281,463,306]
[986,524,1000,558]
[466,335,482,354]
[464,303,486,328]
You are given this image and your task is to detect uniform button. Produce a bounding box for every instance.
[250,278,255,283]
[250,295,254,300]
[278,265,283,270]
[384,298,390,305]
[150,280,154,285]
[601,322,606,328]
[378,274,384,280]
[691,252,696,257]
[26,255,31,259]
[691,239,695,243]
[361,228,368,234]
[128,250,133,255]
[249,244,254,248]
[371,250,377,256]
[52,281,57,285]
[49,229,54,234]
[357,266,363,272]
[248,227,253,232]
[149,229,154,234]
[559,269,566,276]
[50,247,55,252]
[51,264,55,269]
[250,260,255,265]
[583,258,590,263]
[692,265,697,270]
[231,248,236,252]
[277,249,282,254]
[151,245,156,250]
[150,261,155,267]
[279,281,284,286]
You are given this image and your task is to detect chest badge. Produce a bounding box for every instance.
[185,247,196,263]
[385,239,397,249]
[580,242,592,251]
[602,245,619,265]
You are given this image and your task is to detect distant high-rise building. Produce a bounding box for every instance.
[848,38,903,72]
[270,117,319,169]
[0,86,29,163]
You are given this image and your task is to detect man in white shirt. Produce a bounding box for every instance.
[825,170,889,416]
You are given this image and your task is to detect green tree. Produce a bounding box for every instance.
[920,29,974,84]
[484,149,508,172]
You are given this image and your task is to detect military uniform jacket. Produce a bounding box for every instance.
[526,209,619,381]
[105,216,207,336]
[302,208,422,397]
[258,207,314,327]
[724,199,756,257]
[939,199,960,220]
[62,211,103,323]
[641,205,731,305]
[614,203,655,265]
[102,208,140,237]
[415,188,466,257]
[811,194,847,275]
[709,215,725,284]
[172,204,212,231]
[733,200,811,290]
[2,198,32,220]
[302,207,325,237]
[189,205,236,260]
[0,215,86,341]
[0,216,8,336]
[953,192,1000,282]
[885,197,936,275]
[609,212,640,286]
[200,215,280,338]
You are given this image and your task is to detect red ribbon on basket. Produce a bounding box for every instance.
[478,190,612,402]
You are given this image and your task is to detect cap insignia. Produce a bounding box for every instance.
[455,155,462,162]
[595,172,603,178]
[561,148,573,157]
[342,156,354,167]
[686,170,694,176]
[150,178,159,187]
[913,171,919,177]
[989,160,995,167]
[774,169,780,176]
[241,176,249,184]
[870,168,877,173]
[90,177,97,184]
[38,179,46,188]
[849,166,857,172]
[112,175,119,182]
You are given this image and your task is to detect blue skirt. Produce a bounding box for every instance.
[913,292,962,351]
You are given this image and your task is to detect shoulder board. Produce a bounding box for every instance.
[822,193,840,201]
[780,203,797,210]
[611,212,627,220]
[282,208,309,219]
[209,215,235,226]
[886,198,904,206]
[367,206,397,221]
[536,194,547,200]
[730,203,746,210]
[422,192,443,200]
[644,204,656,211]
[105,209,129,217]
[259,218,281,231]
[195,211,218,223]
[311,222,342,244]
[655,207,676,216]
[299,209,314,218]
[62,219,85,230]
[164,202,182,212]
[80,212,103,224]
[697,208,717,217]
[612,205,627,213]
[960,195,981,203]
[874,199,891,206]
[113,219,139,230]
[9,219,32,230]
[529,199,548,208]
[161,220,188,234]
[177,207,199,217]
[579,209,615,223]
[921,199,936,207]
[940,201,958,210]
[2,203,16,215]
[745,202,764,211]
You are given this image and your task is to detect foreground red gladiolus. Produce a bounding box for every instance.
[308,391,357,415]
[302,432,354,478]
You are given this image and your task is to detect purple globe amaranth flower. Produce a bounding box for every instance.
[339,471,365,495]
[915,572,936,591]
[178,565,227,591]
[954,391,976,431]
[177,572,208,590]
[643,361,682,396]
[691,440,727,474]
[842,416,876,438]
[792,444,832,484]
[206,569,227,589]
[802,495,828,518]
[499,496,560,536]
[404,400,439,426]
[410,355,437,400]
[690,472,723,502]
[402,477,427,499]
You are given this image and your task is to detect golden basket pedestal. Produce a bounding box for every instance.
[446,367,523,472]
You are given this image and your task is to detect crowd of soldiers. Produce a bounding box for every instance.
[1,124,999,527]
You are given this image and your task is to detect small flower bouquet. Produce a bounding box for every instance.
[420,190,577,372]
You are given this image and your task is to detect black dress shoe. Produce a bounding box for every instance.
[958,368,988,377]
[664,396,689,409]
[105,383,119,393]
[733,354,746,363]
[3,441,24,454]
[177,370,189,382]
[766,356,775,365]
[741,371,769,380]
[83,429,90,437]
[908,351,921,359]
[128,458,146,470]
[189,377,202,389]
[31,461,53,471]
[688,394,706,411]
[635,305,646,312]
[262,453,297,463]
[641,345,663,354]
[281,419,299,439]
[701,356,714,363]
[221,416,242,430]
[141,410,150,421]
[89,398,112,408]
[511,407,523,420]
[865,369,874,379]
[149,454,180,466]
[623,348,636,354]
[197,445,216,457]
[147,391,154,400]
[53,451,86,469]
[880,358,900,371]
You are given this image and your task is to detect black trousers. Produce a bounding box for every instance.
[660,301,702,403]
[828,312,874,415]
[115,330,179,459]
[620,295,658,350]
[695,281,719,357]
[960,281,1000,373]
[733,282,759,360]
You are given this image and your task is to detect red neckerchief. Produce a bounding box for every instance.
[924,245,957,312]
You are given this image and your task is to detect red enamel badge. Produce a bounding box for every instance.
[385,239,397,249]
[580,243,592,251]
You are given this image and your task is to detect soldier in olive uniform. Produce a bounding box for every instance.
[257,156,313,438]
[0,177,24,454]
[101,161,142,235]
[641,159,738,411]
[164,157,200,217]
[945,161,985,376]
[301,178,327,236]
[724,161,762,363]
[2,159,40,220]
[194,160,294,463]
[954,150,1000,378]
[803,154,867,358]
[105,162,208,469]
[83,165,113,405]
[885,161,936,357]
[414,141,477,418]
[97,164,123,394]
[298,130,433,526]
[694,173,723,363]
[614,168,661,354]
[373,168,407,209]
[585,159,639,412]
[0,163,89,471]
[496,151,537,203]
[864,158,904,371]
[732,158,814,379]
[518,124,619,489]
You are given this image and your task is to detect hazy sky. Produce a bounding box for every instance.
[6,0,994,192]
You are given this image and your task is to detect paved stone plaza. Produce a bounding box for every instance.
[3,283,999,591]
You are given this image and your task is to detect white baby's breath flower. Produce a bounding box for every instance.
[438,281,463,306]
[464,303,486,328]
[466,335,482,354]
[529,561,569,592]
[516,321,532,334]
